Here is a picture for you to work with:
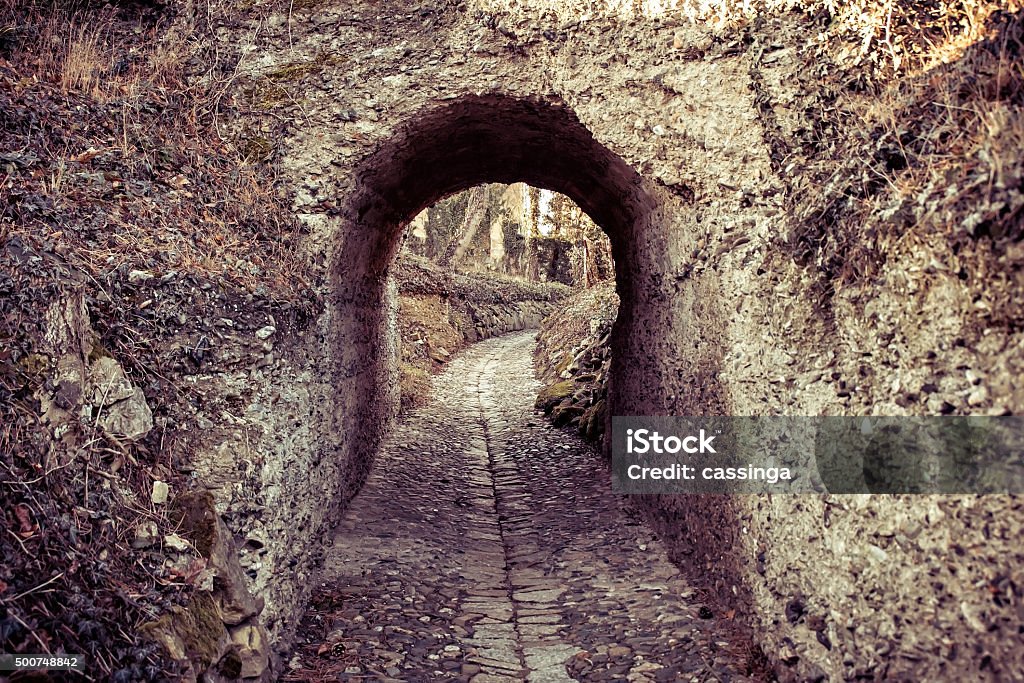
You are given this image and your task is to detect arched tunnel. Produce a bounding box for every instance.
[296,94,756,681]
[331,95,670,489]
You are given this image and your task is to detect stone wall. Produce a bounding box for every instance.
[463,300,552,342]
[167,1,1024,680]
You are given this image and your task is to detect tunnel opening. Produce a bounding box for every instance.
[403,183,614,287]
[329,94,669,498]
[394,182,616,412]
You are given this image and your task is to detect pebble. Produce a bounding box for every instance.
[151,480,169,504]
[132,520,159,549]
[128,269,153,284]
[967,386,988,407]
[163,533,190,551]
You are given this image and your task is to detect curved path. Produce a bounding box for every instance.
[283,332,754,682]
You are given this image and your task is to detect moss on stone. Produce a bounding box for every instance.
[140,592,230,671]
[552,400,584,427]
[535,379,575,413]
[86,338,111,362]
[266,62,318,82]
[580,399,606,441]
[245,80,289,109]
[15,352,50,387]
[239,134,274,163]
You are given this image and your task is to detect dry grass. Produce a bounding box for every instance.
[0,3,317,673]
[0,2,314,297]
[146,37,191,88]
[29,140,312,296]
[399,362,432,410]
[7,4,197,102]
[780,3,1023,338]
[845,6,1022,231]
[16,8,115,99]
[59,23,109,95]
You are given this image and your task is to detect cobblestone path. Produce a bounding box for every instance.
[284,333,755,682]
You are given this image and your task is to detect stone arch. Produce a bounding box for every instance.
[339,95,657,285]
[327,94,696,497]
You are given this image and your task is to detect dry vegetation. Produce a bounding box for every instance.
[772,2,1024,339]
[0,1,316,679]
[481,1,1022,334]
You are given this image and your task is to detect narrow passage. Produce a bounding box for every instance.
[284,333,753,682]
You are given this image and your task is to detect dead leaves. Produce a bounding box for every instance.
[71,147,103,164]
[12,502,37,539]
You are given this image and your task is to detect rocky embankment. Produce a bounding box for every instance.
[0,4,316,678]
[533,281,618,442]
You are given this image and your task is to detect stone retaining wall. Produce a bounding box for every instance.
[463,300,552,342]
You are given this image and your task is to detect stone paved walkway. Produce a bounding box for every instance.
[283,333,755,682]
